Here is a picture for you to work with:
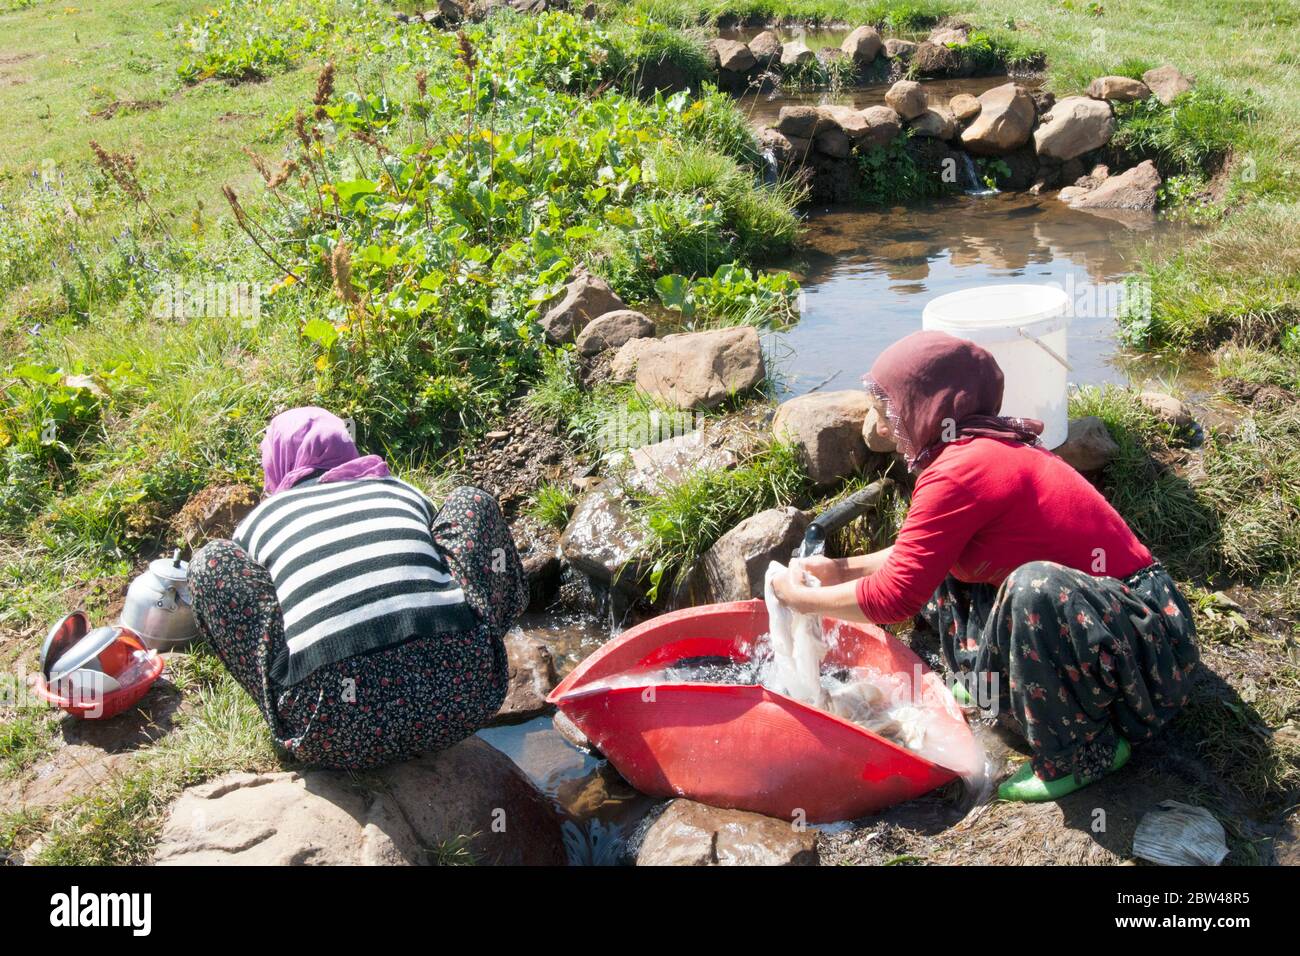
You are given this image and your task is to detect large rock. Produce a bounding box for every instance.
[774,104,832,139]
[154,738,567,866]
[960,82,1035,155]
[1086,75,1151,103]
[748,30,782,68]
[1142,64,1194,104]
[772,389,871,486]
[1033,96,1115,161]
[695,507,809,602]
[636,799,819,866]
[616,430,738,496]
[910,105,957,140]
[1071,160,1161,211]
[928,25,969,46]
[559,485,649,591]
[634,326,765,410]
[492,629,559,724]
[912,40,959,76]
[818,104,872,142]
[857,105,902,148]
[863,405,897,453]
[779,39,815,68]
[1053,416,1118,473]
[814,127,852,158]
[711,38,756,73]
[541,273,627,343]
[883,38,917,60]
[574,309,654,356]
[840,25,882,64]
[884,79,927,120]
[608,336,657,384]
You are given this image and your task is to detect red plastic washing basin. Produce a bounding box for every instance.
[548,599,975,823]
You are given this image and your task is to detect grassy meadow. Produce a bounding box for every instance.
[0,0,1297,862]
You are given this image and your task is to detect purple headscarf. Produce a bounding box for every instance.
[260,406,390,496]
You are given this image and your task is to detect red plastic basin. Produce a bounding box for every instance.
[34,629,165,720]
[548,599,975,823]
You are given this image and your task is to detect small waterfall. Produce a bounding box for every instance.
[959,152,998,197]
[760,147,779,186]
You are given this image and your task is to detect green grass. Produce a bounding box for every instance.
[610,0,946,29]
[637,434,809,596]
[526,482,578,529]
[0,705,55,779]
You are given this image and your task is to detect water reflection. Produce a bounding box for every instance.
[771,191,1196,397]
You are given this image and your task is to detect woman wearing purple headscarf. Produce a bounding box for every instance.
[188,407,526,770]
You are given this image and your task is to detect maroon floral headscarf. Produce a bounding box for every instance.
[863,331,1043,472]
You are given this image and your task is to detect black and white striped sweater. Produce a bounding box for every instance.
[232,477,476,685]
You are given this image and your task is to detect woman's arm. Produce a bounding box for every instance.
[795,547,893,587]
[769,575,870,623]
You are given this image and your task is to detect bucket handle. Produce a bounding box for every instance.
[1017,326,1072,372]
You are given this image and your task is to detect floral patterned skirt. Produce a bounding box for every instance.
[189,486,527,771]
[920,561,1199,782]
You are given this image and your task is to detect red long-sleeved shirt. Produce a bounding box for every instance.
[856,436,1153,624]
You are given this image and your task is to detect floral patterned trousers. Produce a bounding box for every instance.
[921,561,1199,782]
[189,486,527,771]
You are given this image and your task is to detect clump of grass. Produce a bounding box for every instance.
[610,19,714,92]
[1068,386,1217,577]
[1111,85,1258,178]
[527,482,577,529]
[637,435,809,597]
[0,707,55,780]
[1213,344,1300,391]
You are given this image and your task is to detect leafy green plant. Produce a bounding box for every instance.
[654,262,800,328]
[856,135,952,205]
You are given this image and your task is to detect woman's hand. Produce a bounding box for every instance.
[791,555,843,587]
[770,564,817,614]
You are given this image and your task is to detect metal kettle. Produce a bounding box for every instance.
[120,550,199,650]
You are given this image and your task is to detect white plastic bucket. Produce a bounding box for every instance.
[921,284,1071,448]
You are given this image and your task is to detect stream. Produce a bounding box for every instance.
[479,71,1200,863]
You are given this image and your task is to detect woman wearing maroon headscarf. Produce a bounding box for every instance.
[772,332,1198,802]
[188,407,526,770]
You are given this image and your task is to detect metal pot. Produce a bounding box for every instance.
[120,550,200,651]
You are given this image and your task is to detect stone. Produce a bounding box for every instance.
[910,105,957,140]
[492,629,559,724]
[912,40,958,76]
[634,326,766,410]
[779,39,815,68]
[1052,416,1118,472]
[1033,96,1115,161]
[928,25,969,46]
[772,389,871,486]
[1086,75,1151,103]
[521,549,560,610]
[636,799,819,866]
[559,485,649,591]
[711,38,756,73]
[884,79,927,120]
[154,738,567,866]
[840,25,882,64]
[1138,390,1194,429]
[818,104,870,141]
[950,92,981,121]
[574,309,654,356]
[748,30,782,68]
[1071,160,1161,211]
[857,105,903,148]
[696,507,809,602]
[774,104,831,139]
[814,126,852,158]
[540,272,627,343]
[960,82,1035,155]
[617,431,738,496]
[883,38,917,60]
[608,336,657,384]
[1142,64,1194,104]
[172,483,258,548]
